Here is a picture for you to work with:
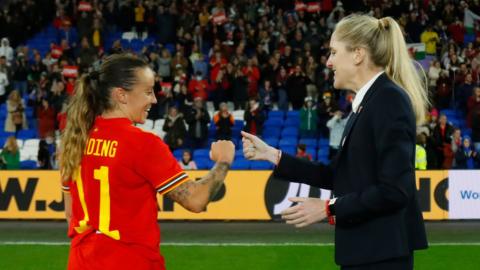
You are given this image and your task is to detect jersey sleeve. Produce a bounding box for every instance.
[135,134,190,195]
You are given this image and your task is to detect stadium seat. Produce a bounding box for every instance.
[193,148,210,159]
[286,110,300,119]
[264,117,284,127]
[250,161,273,170]
[262,127,281,138]
[279,137,298,148]
[195,158,213,169]
[232,110,245,120]
[280,146,296,155]
[268,110,285,119]
[263,137,279,148]
[299,138,317,148]
[17,129,38,140]
[318,138,329,147]
[281,127,299,138]
[20,160,37,170]
[231,159,250,170]
[283,118,298,127]
[235,149,244,158]
[173,149,185,159]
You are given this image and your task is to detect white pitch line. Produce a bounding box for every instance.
[1,242,480,246]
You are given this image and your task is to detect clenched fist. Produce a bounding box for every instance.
[210,140,235,165]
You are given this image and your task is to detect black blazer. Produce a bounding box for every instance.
[273,73,428,266]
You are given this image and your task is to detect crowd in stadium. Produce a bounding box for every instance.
[0,0,479,170]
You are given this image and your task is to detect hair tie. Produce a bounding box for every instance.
[378,18,390,30]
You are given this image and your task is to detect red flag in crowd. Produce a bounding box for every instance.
[295,1,307,12]
[51,44,63,59]
[307,2,321,13]
[212,11,227,25]
[62,66,79,78]
[78,1,93,12]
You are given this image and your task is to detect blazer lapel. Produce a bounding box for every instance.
[333,73,390,165]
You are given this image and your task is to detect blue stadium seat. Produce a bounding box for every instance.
[20,160,37,170]
[234,120,244,129]
[268,110,285,119]
[173,149,186,159]
[318,138,329,147]
[286,110,300,119]
[235,149,244,157]
[17,129,37,139]
[193,148,210,159]
[250,161,274,170]
[280,146,296,155]
[0,137,7,147]
[283,118,298,127]
[231,159,251,170]
[263,137,279,148]
[317,149,329,159]
[262,127,281,138]
[281,127,299,138]
[279,137,298,148]
[299,138,317,148]
[462,128,472,137]
[264,117,284,127]
[195,158,213,169]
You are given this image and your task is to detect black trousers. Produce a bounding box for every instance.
[341,254,413,270]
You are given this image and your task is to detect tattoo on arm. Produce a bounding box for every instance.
[199,162,230,201]
[166,162,230,207]
[167,180,194,204]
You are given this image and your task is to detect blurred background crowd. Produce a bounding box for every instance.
[0,0,479,170]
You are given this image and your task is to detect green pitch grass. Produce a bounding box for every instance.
[0,221,479,269]
[0,245,479,270]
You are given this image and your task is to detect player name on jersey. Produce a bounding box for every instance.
[84,138,118,158]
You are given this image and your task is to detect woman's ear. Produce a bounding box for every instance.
[111,87,128,105]
[353,47,366,65]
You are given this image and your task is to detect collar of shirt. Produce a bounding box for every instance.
[352,71,384,113]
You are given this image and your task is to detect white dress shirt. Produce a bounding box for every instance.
[352,71,384,113]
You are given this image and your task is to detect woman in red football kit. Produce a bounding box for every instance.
[60,54,235,270]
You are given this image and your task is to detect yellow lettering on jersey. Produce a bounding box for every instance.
[73,167,90,234]
[85,138,95,155]
[100,140,111,157]
[93,139,104,156]
[84,139,118,158]
[94,166,120,240]
[108,141,118,157]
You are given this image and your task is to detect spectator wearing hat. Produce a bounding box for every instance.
[300,96,318,138]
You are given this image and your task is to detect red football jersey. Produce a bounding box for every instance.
[63,117,189,260]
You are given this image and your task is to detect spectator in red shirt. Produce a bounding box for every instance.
[188,71,208,101]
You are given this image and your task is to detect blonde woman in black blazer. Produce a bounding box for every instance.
[243,14,429,270]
